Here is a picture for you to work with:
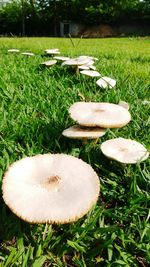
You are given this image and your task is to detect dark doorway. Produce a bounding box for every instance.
[64,23,70,35]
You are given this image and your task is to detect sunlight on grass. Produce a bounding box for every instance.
[0,37,149,267]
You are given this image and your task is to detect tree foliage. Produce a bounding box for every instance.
[0,0,150,36]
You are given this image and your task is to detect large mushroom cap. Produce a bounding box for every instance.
[2,154,100,224]
[69,102,131,128]
[62,125,106,139]
[101,138,149,164]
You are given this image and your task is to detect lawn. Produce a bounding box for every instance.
[0,37,150,267]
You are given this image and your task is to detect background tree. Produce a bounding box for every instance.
[0,0,150,36]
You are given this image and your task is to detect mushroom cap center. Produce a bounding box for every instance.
[119,147,128,152]
[41,175,61,191]
[94,108,105,113]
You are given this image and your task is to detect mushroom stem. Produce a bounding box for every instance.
[92,138,99,146]
[76,66,80,75]
[82,139,88,145]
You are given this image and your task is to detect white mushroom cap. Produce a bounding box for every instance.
[142,100,150,105]
[21,52,34,56]
[62,57,92,66]
[41,60,57,66]
[62,125,106,139]
[78,65,90,70]
[89,65,96,70]
[69,102,131,128]
[8,49,20,53]
[118,101,130,110]
[78,56,98,61]
[101,138,149,164]
[2,154,100,224]
[78,60,96,70]
[53,56,70,61]
[45,49,60,55]
[80,70,101,77]
[85,60,95,67]
[96,77,116,88]
[45,48,59,52]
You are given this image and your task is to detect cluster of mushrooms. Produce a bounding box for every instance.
[63,102,149,164]
[43,49,117,89]
[8,48,116,89]
[3,48,149,225]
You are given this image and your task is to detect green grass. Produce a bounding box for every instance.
[0,37,150,267]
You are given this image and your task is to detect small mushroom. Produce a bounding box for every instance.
[142,100,150,106]
[78,65,90,70]
[53,56,70,61]
[2,154,100,224]
[62,57,92,67]
[101,137,149,164]
[80,70,101,77]
[62,125,106,140]
[41,60,57,67]
[78,56,98,61]
[69,102,131,128]
[45,49,60,55]
[96,77,116,88]
[89,65,96,70]
[21,52,34,56]
[8,49,20,53]
[62,57,93,74]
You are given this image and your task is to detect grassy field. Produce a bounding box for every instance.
[0,37,150,267]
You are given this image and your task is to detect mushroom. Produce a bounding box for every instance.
[62,57,94,74]
[45,49,60,55]
[78,65,90,70]
[96,77,116,88]
[78,59,96,70]
[41,60,57,67]
[21,52,34,56]
[62,125,106,140]
[2,154,100,224]
[8,49,20,53]
[89,65,96,70]
[80,70,101,77]
[69,102,131,128]
[78,56,98,61]
[45,48,59,52]
[77,57,97,70]
[53,56,70,61]
[142,100,150,106]
[101,138,149,164]
[118,101,130,110]
[62,57,93,67]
